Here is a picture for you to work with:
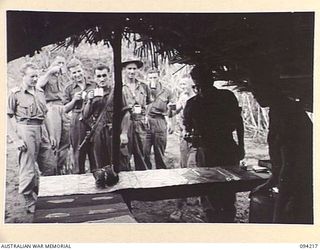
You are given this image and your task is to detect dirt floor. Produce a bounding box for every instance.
[4,133,269,223]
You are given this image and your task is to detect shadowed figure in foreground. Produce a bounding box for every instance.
[249,60,313,224]
[183,64,245,223]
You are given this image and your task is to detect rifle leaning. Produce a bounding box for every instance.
[78,107,106,151]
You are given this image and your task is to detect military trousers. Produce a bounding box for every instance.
[179,137,197,169]
[197,144,239,223]
[70,112,96,174]
[92,123,112,169]
[144,116,167,169]
[46,102,71,173]
[175,136,198,209]
[119,119,148,171]
[16,123,55,209]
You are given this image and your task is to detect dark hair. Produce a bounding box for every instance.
[147,68,160,75]
[94,63,110,73]
[190,64,214,86]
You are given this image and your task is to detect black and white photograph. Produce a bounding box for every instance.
[4,10,314,229]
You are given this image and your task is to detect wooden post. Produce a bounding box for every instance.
[111,29,122,173]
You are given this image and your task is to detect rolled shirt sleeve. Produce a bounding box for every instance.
[7,92,17,117]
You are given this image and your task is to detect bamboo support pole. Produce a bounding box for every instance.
[111,28,123,173]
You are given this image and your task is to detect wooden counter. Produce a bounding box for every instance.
[34,166,270,223]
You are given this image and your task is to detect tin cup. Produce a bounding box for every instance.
[150,80,157,89]
[81,91,87,99]
[168,103,177,110]
[94,88,104,97]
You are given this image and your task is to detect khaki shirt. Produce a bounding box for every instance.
[147,84,173,117]
[7,86,48,122]
[43,73,70,102]
[62,78,96,112]
[122,81,151,115]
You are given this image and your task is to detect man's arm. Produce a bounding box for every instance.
[82,91,96,120]
[37,66,61,88]
[145,83,152,105]
[250,111,285,196]
[166,89,176,134]
[44,117,57,149]
[7,91,27,151]
[173,93,188,117]
[120,110,131,145]
[64,91,82,113]
[228,91,245,160]
[165,116,174,134]
[7,115,27,152]
[183,98,194,133]
[250,146,282,195]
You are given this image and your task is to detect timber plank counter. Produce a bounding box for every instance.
[34,166,270,223]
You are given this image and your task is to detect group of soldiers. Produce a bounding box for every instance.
[7,54,313,224]
[7,55,194,214]
[7,54,245,222]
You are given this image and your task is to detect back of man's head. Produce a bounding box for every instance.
[190,64,214,87]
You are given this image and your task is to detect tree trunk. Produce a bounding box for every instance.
[111,29,122,173]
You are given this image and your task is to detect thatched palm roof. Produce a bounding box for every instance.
[7,11,313,98]
[7,12,313,65]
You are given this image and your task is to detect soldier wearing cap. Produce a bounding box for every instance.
[37,55,71,174]
[144,68,175,169]
[62,58,96,174]
[7,62,52,213]
[119,58,151,171]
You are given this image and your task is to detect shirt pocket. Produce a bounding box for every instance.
[36,99,48,115]
[138,90,147,106]
[48,82,60,93]
[18,102,36,117]
[153,95,168,113]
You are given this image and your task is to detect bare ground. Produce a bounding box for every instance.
[4,133,268,223]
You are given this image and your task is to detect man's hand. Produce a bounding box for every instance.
[167,122,174,134]
[73,91,82,102]
[144,117,150,130]
[50,137,57,150]
[87,90,94,100]
[16,139,27,152]
[48,65,61,75]
[167,102,177,111]
[120,133,129,145]
[249,176,276,198]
